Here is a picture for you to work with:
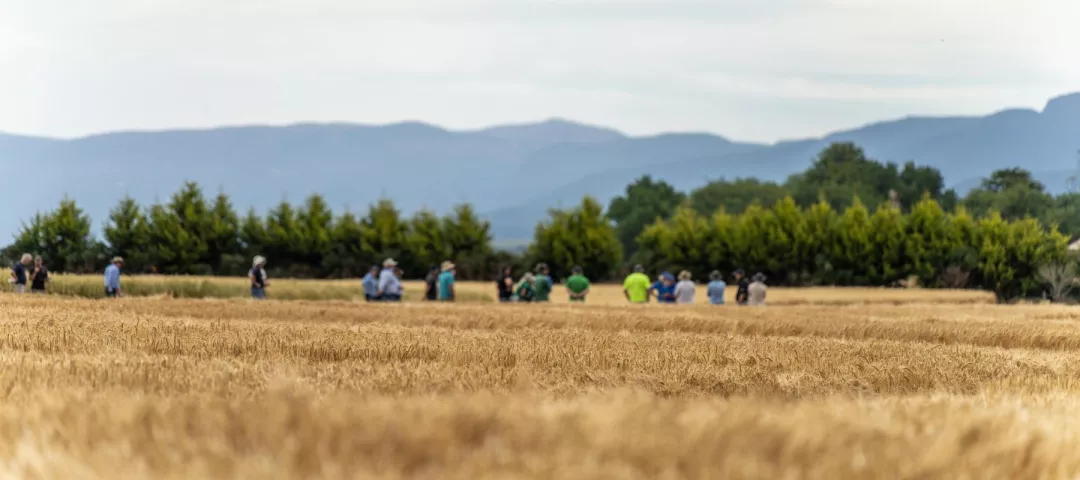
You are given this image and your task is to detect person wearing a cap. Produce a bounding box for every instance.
[377,258,403,301]
[249,256,269,299]
[734,269,750,305]
[104,256,124,298]
[748,272,767,306]
[650,272,677,304]
[437,261,456,302]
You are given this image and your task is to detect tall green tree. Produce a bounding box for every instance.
[294,194,334,273]
[239,208,268,258]
[831,198,874,285]
[868,203,906,285]
[103,196,151,273]
[323,211,366,278]
[530,196,622,280]
[11,198,99,273]
[147,182,213,273]
[359,199,408,266]
[263,200,303,271]
[441,204,493,280]
[607,175,685,257]
[688,179,788,217]
[207,191,241,272]
[406,209,447,277]
[963,168,1053,221]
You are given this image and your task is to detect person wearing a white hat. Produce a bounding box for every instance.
[249,256,269,300]
[437,261,456,302]
[377,258,402,301]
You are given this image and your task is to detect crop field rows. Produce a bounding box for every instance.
[0,284,1076,478]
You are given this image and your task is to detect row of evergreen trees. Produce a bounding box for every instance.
[5,182,502,280]
[637,196,1068,301]
[4,181,1069,301]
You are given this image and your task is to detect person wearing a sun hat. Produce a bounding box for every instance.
[249,255,268,299]
[377,258,403,301]
[438,261,456,301]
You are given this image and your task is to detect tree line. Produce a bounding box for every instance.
[607,143,1080,261]
[3,142,1074,302]
[3,184,504,281]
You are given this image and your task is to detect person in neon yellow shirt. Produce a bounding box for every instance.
[623,264,651,304]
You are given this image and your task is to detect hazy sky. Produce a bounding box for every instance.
[2,0,1077,143]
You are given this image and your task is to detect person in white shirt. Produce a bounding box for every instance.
[748,272,767,306]
[377,258,403,301]
[674,270,696,304]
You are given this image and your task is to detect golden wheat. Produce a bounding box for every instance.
[0,285,1074,479]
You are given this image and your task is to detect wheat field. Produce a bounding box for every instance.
[0,283,1076,478]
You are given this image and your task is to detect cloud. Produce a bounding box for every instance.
[0,0,1076,142]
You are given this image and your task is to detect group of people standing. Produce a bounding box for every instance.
[11,252,767,307]
[9,254,50,294]
[623,265,767,305]
[490,263,591,303]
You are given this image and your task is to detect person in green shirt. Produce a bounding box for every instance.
[533,263,553,302]
[623,264,651,303]
[514,273,536,302]
[565,266,590,302]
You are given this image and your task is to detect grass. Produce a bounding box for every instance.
[36,274,996,305]
[0,286,1072,478]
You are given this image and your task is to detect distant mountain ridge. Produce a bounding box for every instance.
[1,93,1077,243]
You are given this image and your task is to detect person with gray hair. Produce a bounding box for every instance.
[377,258,403,302]
[674,270,696,304]
[249,255,268,299]
[11,253,32,294]
[748,272,767,306]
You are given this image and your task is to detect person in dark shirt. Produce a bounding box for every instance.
[734,269,750,305]
[497,266,514,302]
[30,256,48,294]
[10,253,31,294]
[424,265,439,301]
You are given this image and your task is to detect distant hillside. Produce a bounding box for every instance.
[0,93,1077,242]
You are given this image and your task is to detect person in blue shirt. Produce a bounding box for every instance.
[104,256,123,298]
[650,272,677,304]
[377,258,403,302]
[438,261,456,301]
[362,265,380,302]
[707,270,727,305]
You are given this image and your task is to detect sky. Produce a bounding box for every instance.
[1,0,1078,143]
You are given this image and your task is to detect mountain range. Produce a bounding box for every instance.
[2,92,1078,243]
